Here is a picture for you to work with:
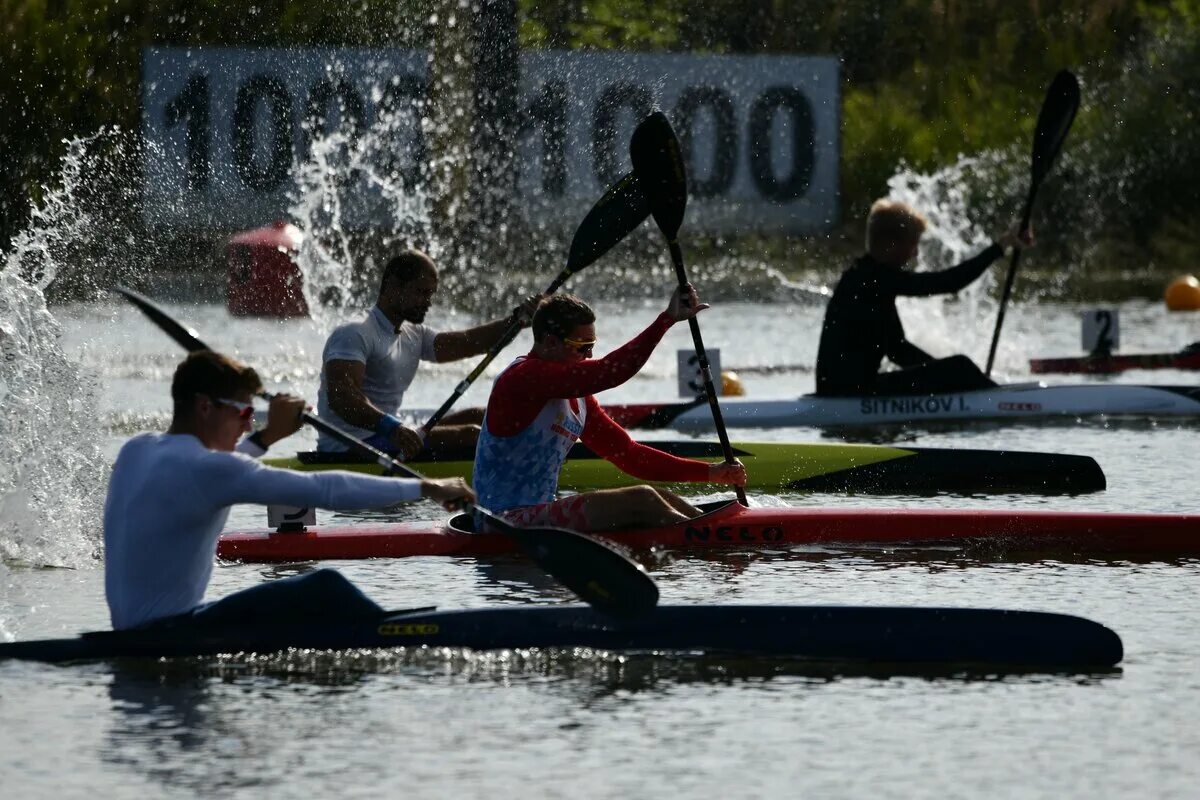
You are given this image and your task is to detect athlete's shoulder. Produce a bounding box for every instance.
[323,314,378,361]
[188,446,260,485]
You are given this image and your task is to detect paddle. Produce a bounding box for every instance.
[629,111,748,506]
[111,286,660,619]
[984,70,1080,376]
[419,169,650,437]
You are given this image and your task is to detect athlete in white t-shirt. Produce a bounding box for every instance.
[104,351,473,630]
[317,249,542,458]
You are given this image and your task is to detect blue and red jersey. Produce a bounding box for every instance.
[472,312,709,512]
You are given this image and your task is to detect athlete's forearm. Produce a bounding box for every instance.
[433,316,514,362]
[537,312,674,398]
[330,388,390,429]
[221,464,423,509]
[605,442,711,483]
[581,400,709,482]
[892,243,1003,297]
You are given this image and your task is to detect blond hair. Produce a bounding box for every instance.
[866,199,928,252]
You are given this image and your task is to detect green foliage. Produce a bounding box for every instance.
[6,0,1200,291]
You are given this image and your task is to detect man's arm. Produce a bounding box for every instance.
[580,398,744,485]
[432,294,544,362]
[207,456,475,511]
[326,359,390,429]
[485,285,705,436]
[886,243,1004,297]
[485,313,676,438]
[887,339,934,368]
[432,317,516,362]
[236,394,307,457]
[326,359,424,458]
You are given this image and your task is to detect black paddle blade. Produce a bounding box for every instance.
[1030,70,1080,187]
[112,286,210,353]
[503,526,660,620]
[564,171,651,275]
[629,111,687,239]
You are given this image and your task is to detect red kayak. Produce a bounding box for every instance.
[1030,344,1200,375]
[217,501,1200,562]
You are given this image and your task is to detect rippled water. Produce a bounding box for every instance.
[2,296,1199,798]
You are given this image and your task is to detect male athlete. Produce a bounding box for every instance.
[317,249,542,458]
[815,199,1032,396]
[104,350,473,630]
[472,287,746,532]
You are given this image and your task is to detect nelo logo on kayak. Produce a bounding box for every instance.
[378,623,439,636]
[998,402,1042,411]
[684,525,784,542]
[859,396,968,415]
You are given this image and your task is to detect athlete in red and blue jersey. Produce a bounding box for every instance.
[472,286,746,531]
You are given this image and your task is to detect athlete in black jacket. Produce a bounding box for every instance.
[815,200,1030,396]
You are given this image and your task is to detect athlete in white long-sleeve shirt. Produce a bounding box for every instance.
[103,351,473,630]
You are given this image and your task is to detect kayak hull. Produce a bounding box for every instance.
[0,604,1122,668]
[217,501,1200,562]
[601,384,1200,430]
[1031,349,1200,375]
[267,441,1106,496]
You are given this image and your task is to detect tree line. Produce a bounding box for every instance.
[3,0,1197,287]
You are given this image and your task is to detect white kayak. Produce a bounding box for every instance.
[600,383,1200,430]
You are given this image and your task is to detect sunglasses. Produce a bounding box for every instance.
[561,336,596,356]
[216,398,255,421]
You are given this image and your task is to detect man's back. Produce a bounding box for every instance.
[816,258,905,395]
[103,433,244,628]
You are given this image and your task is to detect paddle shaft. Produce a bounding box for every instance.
[984,71,1079,377]
[984,191,1036,376]
[666,239,749,505]
[419,270,572,435]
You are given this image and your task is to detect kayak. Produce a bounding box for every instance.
[0,604,1122,668]
[600,384,1200,430]
[1031,345,1200,375]
[217,500,1200,562]
[268,440,1106,496]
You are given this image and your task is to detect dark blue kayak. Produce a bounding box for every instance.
[0,605,1122,669]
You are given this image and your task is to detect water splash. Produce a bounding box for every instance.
[0,134,114,568]
[289,91,438,332]
[882,151,1031,373]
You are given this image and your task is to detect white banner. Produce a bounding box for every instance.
[142,47,839,233]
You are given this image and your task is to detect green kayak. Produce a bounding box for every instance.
[264,440,1105,496]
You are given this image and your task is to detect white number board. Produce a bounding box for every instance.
[142,47,839,233]
[1082,309,1119,354]
[267,504,316,531]
[678,348,721,397]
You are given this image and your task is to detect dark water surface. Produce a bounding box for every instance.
[2,298,1198,798]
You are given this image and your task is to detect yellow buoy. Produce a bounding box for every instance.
[1165,275,1200,311]
[720,370,746,396]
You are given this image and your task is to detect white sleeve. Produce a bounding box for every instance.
[323,323,371,364]
[418,324,440,362]
[202,453,423,509]
[235,437,266,458]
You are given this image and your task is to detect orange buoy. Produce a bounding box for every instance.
[1165,275,1200,311]
[720,370,746,396]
